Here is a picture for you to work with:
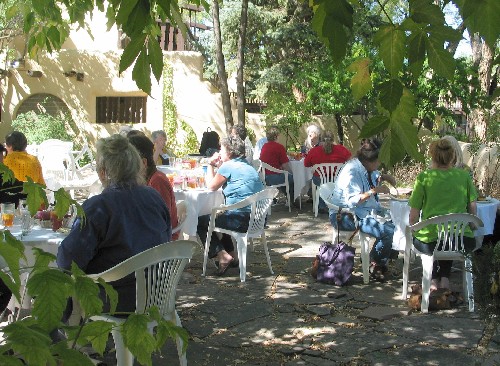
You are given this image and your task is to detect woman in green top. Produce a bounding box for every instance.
[408,138,478,290]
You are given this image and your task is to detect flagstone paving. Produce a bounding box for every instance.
[98,200,498,365]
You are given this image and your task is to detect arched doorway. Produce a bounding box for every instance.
[15,93,71,119]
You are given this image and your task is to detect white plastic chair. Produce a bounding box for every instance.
[172,200,187,238]
[401,213,484,313]
[37,139,74,183]
[70,142,96,179]
[311,163,344,217]
[89,240,196,366]
[319,182,371,284]
[202,187,278,282]
[258,162,292,212]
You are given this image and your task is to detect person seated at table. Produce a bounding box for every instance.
[128,134,179,240]
[331,137,396,282]
[301,124,322,155]
[408,137,478,290]
[197,135,263,275]
[152,130,176,165]
[3,131,45,185]
[0,144,26,205]
[304,131,352,214]
[57,134,172,314]
[259,126,296,205]
[230,124,254,165]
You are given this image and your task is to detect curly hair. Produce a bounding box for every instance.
[220,136,245,159]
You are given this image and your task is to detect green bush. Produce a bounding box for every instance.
[11,112,73,144]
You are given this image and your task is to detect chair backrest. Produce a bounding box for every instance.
[258,162,287,187]
[172,200,187,235]
[37,139,74,180]
[406,213,484,254]
[90,241,196,316]
[318,182,340,210]
[312,163,344,186]
[248,187,279,235]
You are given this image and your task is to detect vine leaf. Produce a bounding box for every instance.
[426,36,455,79]
[347,58,372,101]
[359,115,390,138]
[123,314,158,366]
[132,49,152,95]
[119,33,147,75]
[148,37,164,81]
[461,0,500,48]
[379,79,403,113]
[374,25,406,77]
[410,0,444,25]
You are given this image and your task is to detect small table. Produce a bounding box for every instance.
[174,189,224,238]
[390,198,499,251]
[2,224,68,310]
[288,160,313,201]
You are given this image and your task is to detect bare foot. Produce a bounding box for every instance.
[430,279,439,292]
[217,250,234,266]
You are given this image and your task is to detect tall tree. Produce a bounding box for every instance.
[236,0,249,125]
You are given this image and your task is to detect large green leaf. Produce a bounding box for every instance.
[391,88,418,125]
[32,247,57,273]
[0,164,16,185]
[50,343,94,366]
[123,314,157,366]
[322,16,348,63]
[426,36,455,80]
[148,36,164,81]
[0,354,24,366]
[27,268,73,331]
[116,0,139,26]
[119,33,147,74]
[23,178,48,217]
[461,0,500,48]
[347,58,372,101]
[73,272,103,316]
[0,231,25,297]
[390,119,424,163]
[374,25,405,77]
[122,0,150,37]
[97,277,118,314]
[427,24,463,44]
[67,320,113,355]
[2,321,53,365]
[378,133,407,168]
[410,0,445,25]
[407,28,427,78]
[311,3,327,37]
[359,115,390,138]
[53,188,73,219]
[379,79,403,113]
[132,48,152,95]
[323,0,354,28]
[156,320,189,353]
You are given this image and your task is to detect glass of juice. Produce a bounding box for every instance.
[1,203,15,227]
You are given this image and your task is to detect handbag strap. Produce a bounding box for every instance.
[336,208,359,245]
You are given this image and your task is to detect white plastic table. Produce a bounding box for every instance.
[288,160,313,201]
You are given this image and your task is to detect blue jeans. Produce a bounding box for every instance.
[197,211,250,258]
[358,217,395,266]
[265,173,294,199]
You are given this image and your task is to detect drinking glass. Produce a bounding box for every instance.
[1,203,15,227]
[20,208,33,236]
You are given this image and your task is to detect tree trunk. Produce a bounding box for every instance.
[236,0,248,126]
[335,113,345,145]
[467,34,493,142]
[212,0,234,130]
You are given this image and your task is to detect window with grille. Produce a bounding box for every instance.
[96,96,147,124]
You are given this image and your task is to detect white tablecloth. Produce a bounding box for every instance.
[2,224,67,309]
[390,198,499,251]
[174,189,224,237]
[288,160,313,200]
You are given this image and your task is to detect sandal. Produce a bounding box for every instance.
[216,259,234,276]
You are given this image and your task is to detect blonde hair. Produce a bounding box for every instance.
[96,134,145,188]
[322,131,334,154]
[305,125,321,149]
[429,138,455,167]
[442,135,464,167]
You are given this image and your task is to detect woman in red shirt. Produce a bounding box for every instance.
[304,131,352,213]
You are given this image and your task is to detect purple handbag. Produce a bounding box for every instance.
[316,241,355,286]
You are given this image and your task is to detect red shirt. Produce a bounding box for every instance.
[260,141,289,175]
[149,170,179,240]
[304,144,352,177]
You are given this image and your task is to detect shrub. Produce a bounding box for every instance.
[11,112,73,144]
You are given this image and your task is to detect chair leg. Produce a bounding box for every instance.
[286,185,291,212]
[202,228,213,277]
[359,233,370,284]
[236,237,248,282]
[402,245,411,300]
[261,233,274,275]
[175,311,188,366]
[420,254,435,313]
[312,184,318,217]
[464,258,474,312]
[111,328,134,366]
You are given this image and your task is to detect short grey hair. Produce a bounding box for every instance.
[220,136,245,159]
[96,134,145,188]
[151,130,167,141]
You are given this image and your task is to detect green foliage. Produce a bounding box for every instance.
[162,58,198,156]
[0,232,189,364]
[11,111,73,144]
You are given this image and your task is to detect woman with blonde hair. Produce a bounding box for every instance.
[408,137,478,290]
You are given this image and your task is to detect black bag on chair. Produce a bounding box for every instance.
[199,128,220,156]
